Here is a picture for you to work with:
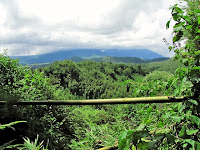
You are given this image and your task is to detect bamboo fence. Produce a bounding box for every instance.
[0,96,186,105]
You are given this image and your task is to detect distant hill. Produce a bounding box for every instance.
[84,56,169,64]
[143,59,183,74]
[11,49,164,64]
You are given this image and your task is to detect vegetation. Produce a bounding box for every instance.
[0,0,199,149]
[118,0,200,149]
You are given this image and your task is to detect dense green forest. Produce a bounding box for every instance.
[0,0,200,149]
[0,51,177,150]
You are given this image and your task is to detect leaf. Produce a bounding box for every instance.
[146,107,152,113]
[192,66,200,70]
[131,145,137,150]
[194,10,200,13]
[0,121,27,130]
[157,121,164,128]
[172,13,179,21]
[183,139,195,148]
[179,126,187,138]
[171,116,182,123]
[173,35,179,43]
[184,16,191,23]
[175,6,183,13]
[137,123,145,131]
[155,128,171,134]
[198,17,200,25]
[189,99,198,106]
[165,134,175,143]
[118,130,134,150]
[194,35,200,41]
[173,31,183,42]
[183,143,188,148]
[195,142,200,150]
[166,20,171,29]
[186,129,198,135]
[186,25,193,29]
[195,50,200,55]
[190,115,200,127]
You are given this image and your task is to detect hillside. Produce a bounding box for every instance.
[10,49,164,64]
[29,56,170,69]
[142,58,183,73]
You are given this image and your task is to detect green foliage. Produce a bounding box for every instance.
[142,58,183,74]
[42,60,140,99]
[143,71,174,82]
[0,121,27,130]
[0,45,187,149]
[118,0,200,149]
[0,51,74,149]
[18,135,48,150]
[68,105,133,149]
[166,1,200,148]
[124,71,174,97]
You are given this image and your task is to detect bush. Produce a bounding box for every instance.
[143,71,174,82]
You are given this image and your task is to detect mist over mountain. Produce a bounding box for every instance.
[11,49,165,64]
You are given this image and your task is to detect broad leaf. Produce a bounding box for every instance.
[179,126,187,137]
[186,129,198,135]
[189,99,198,106]
[190,115,200,127]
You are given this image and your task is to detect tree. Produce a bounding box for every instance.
[118,1,200,149]
[165,0,200,149]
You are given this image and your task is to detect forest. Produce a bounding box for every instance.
[0,0,200,149]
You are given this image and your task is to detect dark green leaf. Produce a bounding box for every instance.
[173,31,183,42]
[190,115,200,127]
[173,35,179,43]
[172,13,179,21]
[166,20,171,29]
[165,134,175,143]
[179,126,187,137]
[175,7,184,13]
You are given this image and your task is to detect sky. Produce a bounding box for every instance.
[0,0,176,57]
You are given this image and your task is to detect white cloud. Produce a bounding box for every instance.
[0,0,176,57]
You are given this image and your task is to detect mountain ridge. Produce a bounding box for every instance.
[11,49,165,64]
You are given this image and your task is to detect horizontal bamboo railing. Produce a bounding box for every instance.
[0,96,186,105]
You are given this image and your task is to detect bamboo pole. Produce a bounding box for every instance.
[0,96,186,105]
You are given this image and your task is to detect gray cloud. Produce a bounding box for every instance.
[0,0,175,57]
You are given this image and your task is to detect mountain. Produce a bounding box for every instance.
[11,49,164,64]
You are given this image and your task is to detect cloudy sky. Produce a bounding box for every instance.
[0,0,176,57]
